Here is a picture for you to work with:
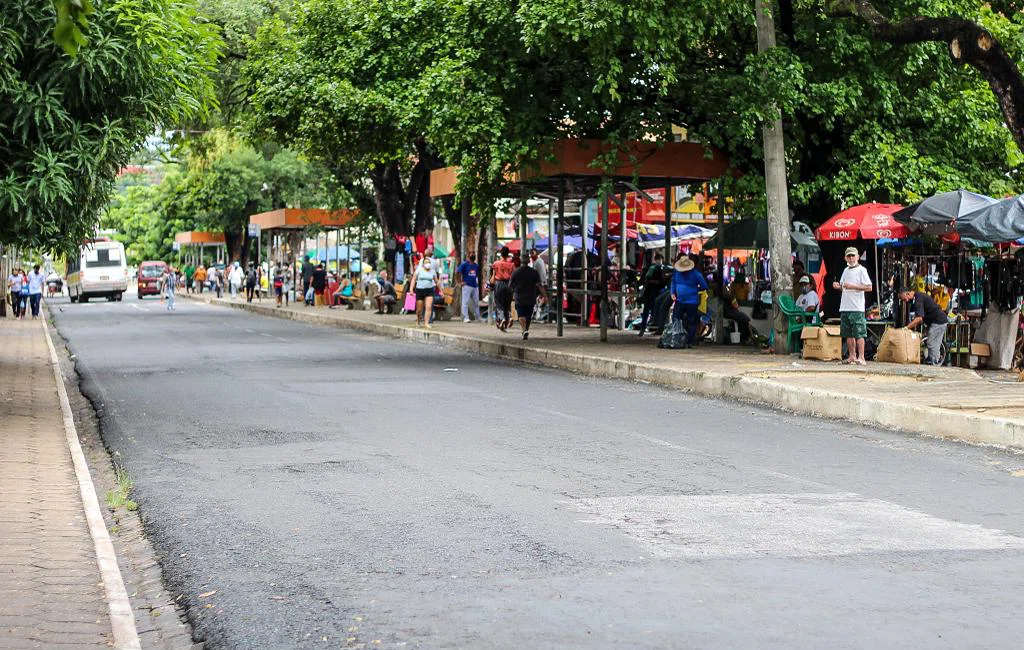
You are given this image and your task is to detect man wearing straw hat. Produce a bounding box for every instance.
[833,247,873,365]
[669,254,709,348]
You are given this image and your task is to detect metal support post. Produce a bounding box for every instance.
[556,179,565,337]
[600,188,610,342]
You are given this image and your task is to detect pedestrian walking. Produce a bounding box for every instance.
[899,287,948,365]
[273,265,285,308]
[668,254,708,348]
[26,264,45,319]
[245,265,257,303]
[212,266,223,298]
[834,247,872,365]
[162,265,178,311]
[194,264,207,294]
[183,262,195,294]
[510,252,546,340]
[7,266,24,319]
[228,262,243,299]
[489,246,515,331]
[456,253,482,322]
[413,257,440,328]
[311,263,327,306]
[637,252,670,337]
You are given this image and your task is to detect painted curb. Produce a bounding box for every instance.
[195,297,1024,450]
[42,311,142,650]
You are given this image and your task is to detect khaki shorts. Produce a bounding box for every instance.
[840,311,867,339]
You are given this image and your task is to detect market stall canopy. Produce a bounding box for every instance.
[310,246,360,261]
[704,219,813,250]
[893,190,997,235]
[956,194,1024,243]
[815,203,907,241]
[249,208,358,230]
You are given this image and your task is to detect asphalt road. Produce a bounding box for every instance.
[50,292,1024,650]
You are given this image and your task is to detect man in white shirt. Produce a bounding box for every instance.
[832,247,873,365]
[795,275,820,313]
[7,267,24,318]
[529,249,548,286]
[26,264,45,319]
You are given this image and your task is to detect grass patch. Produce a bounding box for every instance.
[105,466,138,513]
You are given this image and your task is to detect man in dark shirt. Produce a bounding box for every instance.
[899,288,948,365]
[375,271,397,313]
[311,263,328,307]
[509,254,546,340]
[301,257,315,297]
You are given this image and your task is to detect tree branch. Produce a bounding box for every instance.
[830,0,1024,151]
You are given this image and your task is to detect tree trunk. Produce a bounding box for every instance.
[756,0,795,354]
[831,0,1024,152]
[369,163,409,237]
[224,228,242,264]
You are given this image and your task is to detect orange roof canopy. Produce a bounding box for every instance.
[174,231,226,245]
[430,138,732,198]
[249,208,358,230]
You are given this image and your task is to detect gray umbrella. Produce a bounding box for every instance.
[957,194,1024,243]
[893,190,997,234]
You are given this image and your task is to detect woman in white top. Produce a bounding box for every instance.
[413,257,440,328]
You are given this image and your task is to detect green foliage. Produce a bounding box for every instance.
[249,0,1024,227]
[101,171,183,265]
[52,0,94,55]
[0,0,221,253]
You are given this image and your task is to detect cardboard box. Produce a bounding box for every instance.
[874,327,921,364]
[970,343,991,358]
[801,325,843,361]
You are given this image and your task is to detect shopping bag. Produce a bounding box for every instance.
[697,290,708,314]
[403,292,416,313]
[657,318,687,349]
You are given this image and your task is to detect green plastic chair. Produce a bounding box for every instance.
[777,294,821,351]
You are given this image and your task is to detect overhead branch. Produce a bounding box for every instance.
[830,0,1024,151]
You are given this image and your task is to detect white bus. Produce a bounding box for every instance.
[66,239,128,303]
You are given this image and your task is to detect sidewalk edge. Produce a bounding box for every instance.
[199,297,1024,450]
[42,312,142,650]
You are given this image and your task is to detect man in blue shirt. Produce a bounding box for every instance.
[456,253,482,322]
[669,255,708,348]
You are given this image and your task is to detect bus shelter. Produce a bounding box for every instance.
[248,208,359,299]
[430,138,733,341]
[174,231,226,266]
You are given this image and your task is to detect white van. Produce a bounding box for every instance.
[66,239,128,303]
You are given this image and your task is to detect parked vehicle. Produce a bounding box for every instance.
[137,261,168,298]
[66,239,128,303]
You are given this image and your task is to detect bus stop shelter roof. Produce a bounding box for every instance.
[429,138,733,198]
[249,208,358,231]
[174,231,226,245]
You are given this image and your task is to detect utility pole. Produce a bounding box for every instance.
[755,0,794,353]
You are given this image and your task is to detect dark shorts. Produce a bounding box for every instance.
[274,286,283,296]
[415,287,434,300]
[516,302,536,322]
[840,311,867,339]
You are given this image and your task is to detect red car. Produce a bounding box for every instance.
[137,261,168,298]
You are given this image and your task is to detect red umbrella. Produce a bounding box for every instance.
[815,203,908,241]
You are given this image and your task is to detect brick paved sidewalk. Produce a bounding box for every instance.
[0,319,112,648]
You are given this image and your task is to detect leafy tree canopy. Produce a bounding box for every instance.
[248,0,1024,227]
[0,0,221,252]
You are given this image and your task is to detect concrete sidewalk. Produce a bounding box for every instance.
[0,319,136,649]
[192,294,1024,449]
